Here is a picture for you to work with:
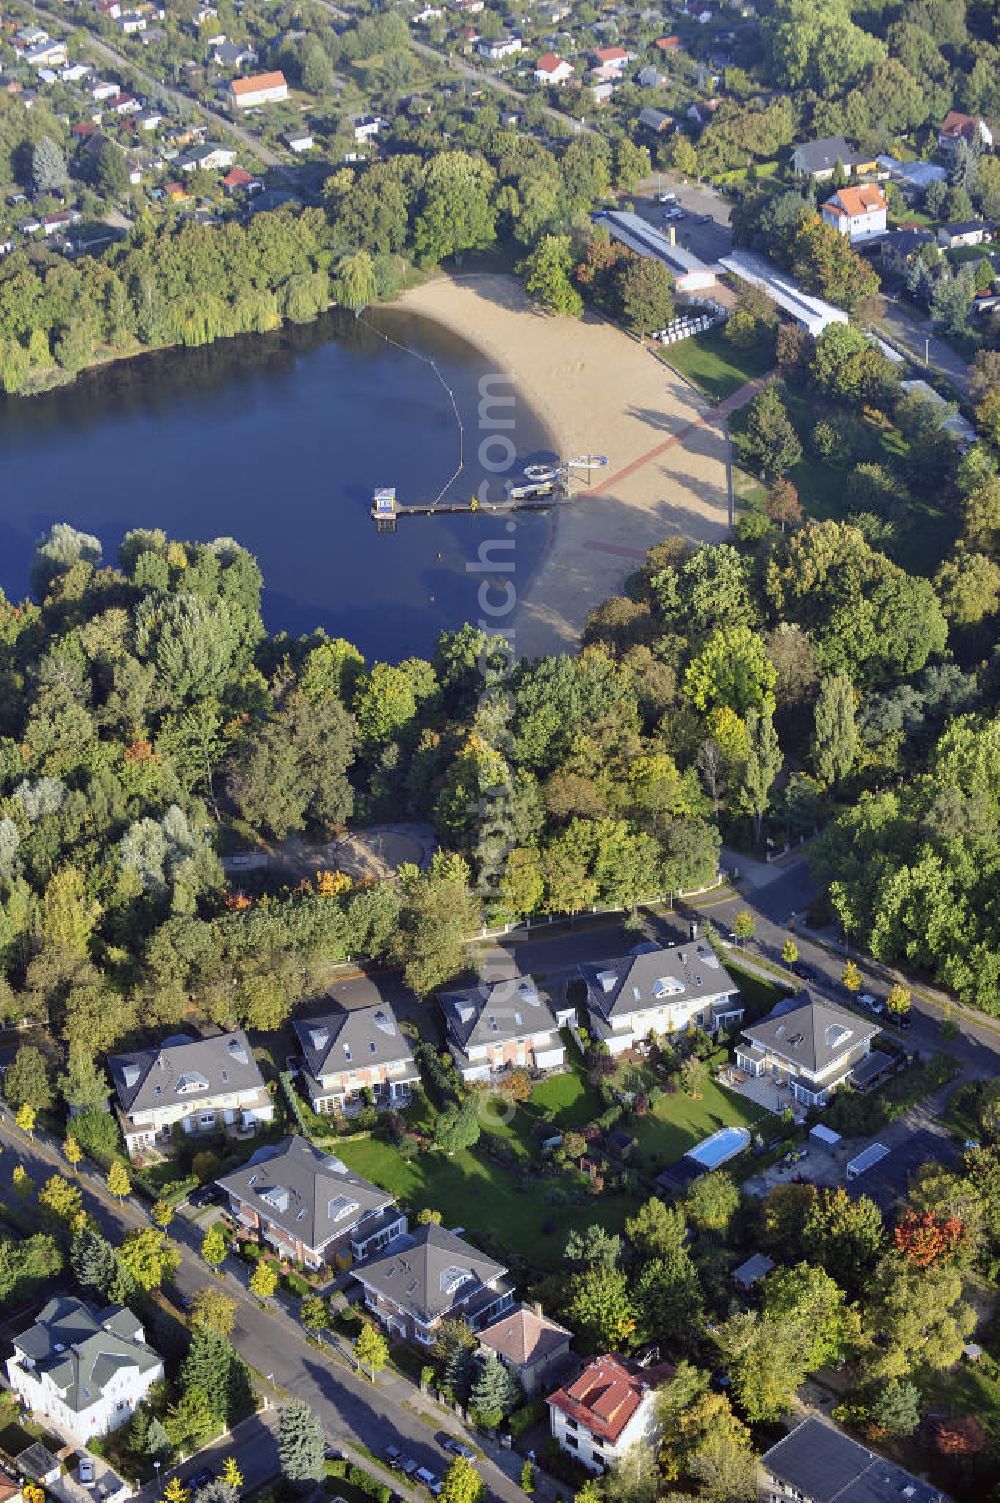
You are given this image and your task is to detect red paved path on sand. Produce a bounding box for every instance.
[581,370,774,559]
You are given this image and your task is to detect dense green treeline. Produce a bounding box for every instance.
[0,131,646,394]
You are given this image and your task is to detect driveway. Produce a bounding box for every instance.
[872,302,971,397]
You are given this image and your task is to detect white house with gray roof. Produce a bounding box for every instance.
[437,975,574,1083]
[580,944,743,1055]
[759,1415,947,1503]
[217,1134,406,1267]
[293,1001,418,1114]
[7,1298,163,1443]
[353,1223,514,1345]
[108,1030,272,1155]
[736,996,888,1108]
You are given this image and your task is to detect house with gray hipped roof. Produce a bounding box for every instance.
[437,974,574,1083]
[7,1298,163,1443]
[736,996,888,1108]
[580,944,743,1056]
[109,1030,272,1154]
[294,997,418,1114]
[790,136,876,180]
[218,1134,406,1267]
[352,1223,514,1345]
[759,1414,948,1502]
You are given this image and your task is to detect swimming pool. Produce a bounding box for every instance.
[685,1125,752,1170]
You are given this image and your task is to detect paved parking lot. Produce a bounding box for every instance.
[632,182,734,265]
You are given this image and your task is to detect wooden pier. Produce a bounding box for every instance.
[371,484,566,531]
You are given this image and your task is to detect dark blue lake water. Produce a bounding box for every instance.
[0,307,555,660]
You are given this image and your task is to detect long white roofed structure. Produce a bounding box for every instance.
[719,249,849,336]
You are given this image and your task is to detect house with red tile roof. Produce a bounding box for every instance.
[820,183,887,243]
[533,52,574,85]
[227,70,287,109]
[547,1354,671,1472]
[938,109,993,155]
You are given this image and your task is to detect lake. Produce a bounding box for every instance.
[0,308,556,661]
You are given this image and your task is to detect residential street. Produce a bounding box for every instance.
[872,302,972,397]
[0,1123,549,1503]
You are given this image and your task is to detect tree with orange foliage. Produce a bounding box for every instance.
[316,869,351,897]
[933,1415,987,1458]
[893,1209,964,1269]
[224,891,253,911]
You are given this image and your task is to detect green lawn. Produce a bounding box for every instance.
[659,327,774,402]
[524,1034,603,1129]
[627,1078,774,1175]
[335,1131,635,1271]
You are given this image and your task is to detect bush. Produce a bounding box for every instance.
[344,1462,390,1503]
[509,1399,547,1438]
[73,1106,121,1165]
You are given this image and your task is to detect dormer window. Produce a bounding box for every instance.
[343,1044,352,1061]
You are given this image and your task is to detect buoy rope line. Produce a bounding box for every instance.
[356,310,465,507]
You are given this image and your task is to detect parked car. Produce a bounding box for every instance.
[382,1448,404,1469]
[187,1469,214,1493]
[662,206,684,221]
[285,1054,301,1077]
[189,1182,225,1209]
[324,1443,345,1461]
[694,211,714,223]
[78,1456,95,1487]
[414,1468,442,1497]
[792,962,819,982]
[656,190,677,203]
[399,1459,419,1478]
[437,1434,476,1461]
[858,993,884,1015]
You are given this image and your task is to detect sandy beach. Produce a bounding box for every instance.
[397,272,737,658]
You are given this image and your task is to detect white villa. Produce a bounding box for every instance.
[579,944,743,1055]
[7,1298,163,1443]
[735,996,888,1108]
[108,1030,273,1155]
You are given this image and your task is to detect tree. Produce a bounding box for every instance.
[842,960,862,992]
[802,1187,884,1295]
[107,1159,132,1202]
[520,1458,535,1495]
[278,1399,325,1484]
[885,985,911,1018]
[15,1102,36,1137]
[625,1198,687,1261]
[864,1258,975,1380]
[0,1231,63,1304]
[181,1328,253,1427]
[59,1046,110,1113]
[332,251,378,314]
[732,911,756,946]
[762,1262,860,1369]
[190,1286,237,1336]
[765,478,802,532]
[39,1173,84,1229]
[473,1350,522,1423]
[119,1228,180,1292]
[811,673,856,787]
[439,1457,484,1503]
[95,138,129,198]
[33,136,68,194]
[618,255,674,338]
[684,625,777,717]
[152,1198,174,1230]
[355,1322,389,1381]
[163,1482,190,1503]
[767,0,886,92]
[933,550,1000,625]
[4,1045,54,1111]
[635,1250,704,1346]
[683,1172,740,1235]
[523,235,583,317]
[740,709,781,843]
[202,1224,227,1270]
[413,151,497,265]
[893,1210,964,1269]
[250,1260,278,1300]
[734,386,802,479]
[434,1096,482,1154]
[12,1163,32,1196]
[781,937,799,967]
[71,1224,122,1301]
[300,1293,328,1332]
[869,1378,921,1437]
[564,1265,636,1353]
[391,854,481,997]
[714,1308,808,1422]
[221,1460,243,1492]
